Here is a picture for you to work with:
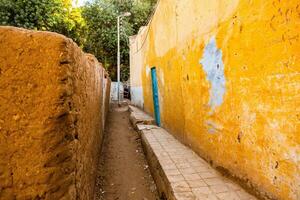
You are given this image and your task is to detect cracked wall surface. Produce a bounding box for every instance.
[130,0,300,199]
[0,27,110,200]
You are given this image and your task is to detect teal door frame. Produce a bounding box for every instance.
[151,67,161,126]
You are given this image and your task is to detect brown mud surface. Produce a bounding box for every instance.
[94,104,159,200]
[0,26,109,200]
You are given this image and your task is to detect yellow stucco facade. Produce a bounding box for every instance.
[130,0,300,199]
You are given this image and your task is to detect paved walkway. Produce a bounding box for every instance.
[130,106,258,200]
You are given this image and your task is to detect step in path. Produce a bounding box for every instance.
[129,105,258,200]
[129,105,155,125]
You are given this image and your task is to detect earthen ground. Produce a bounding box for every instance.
[94,104,159,200]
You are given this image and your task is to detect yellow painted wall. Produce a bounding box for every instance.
[130,0,300,199]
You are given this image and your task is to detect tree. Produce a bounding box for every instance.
[82,0,156,81]
[0,0,86,46]
[0,0,156,81]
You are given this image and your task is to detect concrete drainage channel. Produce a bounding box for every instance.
[128,105,258,200]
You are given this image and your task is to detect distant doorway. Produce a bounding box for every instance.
[151,67,161,126]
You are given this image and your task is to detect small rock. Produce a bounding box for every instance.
[150,185,156,192]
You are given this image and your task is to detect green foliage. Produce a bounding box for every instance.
[0,0,86,46]
[0,0,61,29]
[82,0,156,81]
[0,0,156,81]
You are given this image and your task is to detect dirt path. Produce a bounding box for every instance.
[94,104,159,200]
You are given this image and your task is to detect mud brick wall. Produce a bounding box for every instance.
[0,26,110,200]
[103,71,111,126]
[85,55,111,130]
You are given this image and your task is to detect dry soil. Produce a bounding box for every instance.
[94,104,159,200]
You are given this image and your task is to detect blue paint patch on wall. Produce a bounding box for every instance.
[200,37,226,113]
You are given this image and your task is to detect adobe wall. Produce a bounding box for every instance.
[0,26,110,200]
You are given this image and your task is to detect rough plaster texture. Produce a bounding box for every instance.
[130,86,144,108]
[129,27,147,108]
[0,27,110,200]
[130,0,300,199]
[103,71,111,126]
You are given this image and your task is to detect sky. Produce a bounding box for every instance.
[72,0,89,7]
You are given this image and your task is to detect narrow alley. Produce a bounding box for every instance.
[0,0,299,199]
[94,104,159,200]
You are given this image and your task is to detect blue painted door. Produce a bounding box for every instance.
[151,67,161,126]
